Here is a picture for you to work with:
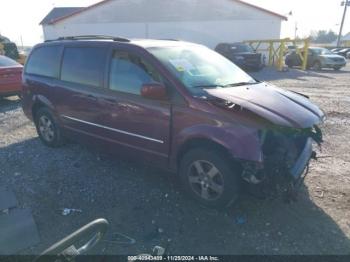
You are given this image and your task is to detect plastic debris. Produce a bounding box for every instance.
[153,246,165,256]
[235,216,246,225]
[61,208,82,216]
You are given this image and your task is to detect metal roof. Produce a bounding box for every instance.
[40,7,83,25]
[43,0,287,25]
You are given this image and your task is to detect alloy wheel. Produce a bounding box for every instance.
[38,115,55,142]
[187,160,224,201]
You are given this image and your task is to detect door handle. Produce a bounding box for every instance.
[87,94,98,101]
[101,98,117,105]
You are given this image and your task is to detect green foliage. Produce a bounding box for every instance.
[0,35,19,60]
[310,30,338,43]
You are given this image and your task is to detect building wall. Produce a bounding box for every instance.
[44,20,281,48]
[43,0,283,48]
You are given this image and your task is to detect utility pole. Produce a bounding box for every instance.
[20,35,24,49]
[337,0,349,47]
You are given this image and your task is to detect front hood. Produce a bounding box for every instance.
[205,82,325,128]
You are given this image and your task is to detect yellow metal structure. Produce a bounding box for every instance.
[244,38,310,71]
[0,43,4,55]
[17,54,27,65]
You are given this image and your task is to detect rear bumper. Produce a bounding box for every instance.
[236,61,263,70]
[0,90,21,97]
[0,82,22,96]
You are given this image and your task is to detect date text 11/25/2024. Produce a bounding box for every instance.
[127,255,220,261]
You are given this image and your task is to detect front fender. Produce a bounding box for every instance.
[171,124,263,170]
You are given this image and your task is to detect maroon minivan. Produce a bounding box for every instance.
[22,36,324,207]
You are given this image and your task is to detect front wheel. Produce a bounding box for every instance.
[333,66,341,71]
[35,107,65,147]
[179,148,240,208]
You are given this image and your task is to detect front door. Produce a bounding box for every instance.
[100,48,171,167]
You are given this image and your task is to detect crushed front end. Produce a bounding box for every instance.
[241,125,323,202]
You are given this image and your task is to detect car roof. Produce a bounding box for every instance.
[38,38,201,50]
[129,39,199,48]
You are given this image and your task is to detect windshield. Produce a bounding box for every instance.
[311,48,332,55]
[0,55,20,67]
[148,45,256,95]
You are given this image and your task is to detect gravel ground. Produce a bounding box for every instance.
[0,64,350,255]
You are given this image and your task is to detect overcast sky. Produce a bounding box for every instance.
[0,0,348,46]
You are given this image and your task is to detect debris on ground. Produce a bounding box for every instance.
[235,216,246,225]
[61,208,82,216]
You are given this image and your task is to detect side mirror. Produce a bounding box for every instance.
[141,83,167,100]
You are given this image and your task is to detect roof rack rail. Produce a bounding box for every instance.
[45,35,130,42]
[158,38,180,41]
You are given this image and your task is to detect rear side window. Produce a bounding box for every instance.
[25,46,61,77]
[61,47,105,87]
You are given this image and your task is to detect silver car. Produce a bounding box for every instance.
[286,47,347,71]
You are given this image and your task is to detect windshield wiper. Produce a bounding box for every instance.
[192,81,259,89]
[192,84,224,88]
[223,81,259,87]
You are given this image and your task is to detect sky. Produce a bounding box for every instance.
[0,0,349,46]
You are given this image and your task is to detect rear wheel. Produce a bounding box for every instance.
[285,60,293,68]
[313,61,322,71]
[179,148,240,208]
[35,107,65,147]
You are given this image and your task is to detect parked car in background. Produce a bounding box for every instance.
[285,47,347,70]
[332,48,350,59]
[331,48,342,53]
[22,36,324,207]
[0,55,23,98]
[215,42,264,71]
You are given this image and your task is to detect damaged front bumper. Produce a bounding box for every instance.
[290,138,313,181]
[241,126,322,201]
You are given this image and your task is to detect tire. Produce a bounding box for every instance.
[313,61,322,71]
[34,107,65,147]
[333,66,341,71]
[179,148,240,208]
[285,60,293,68]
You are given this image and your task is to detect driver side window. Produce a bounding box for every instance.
[109,50,162,95]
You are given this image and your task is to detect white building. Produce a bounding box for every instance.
[40,0,286,48]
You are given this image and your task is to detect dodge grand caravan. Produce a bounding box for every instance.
[22,36,324,207]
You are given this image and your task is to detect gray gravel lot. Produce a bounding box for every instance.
[0,65,350,255]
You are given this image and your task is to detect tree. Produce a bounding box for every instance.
[310,30,338,43]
